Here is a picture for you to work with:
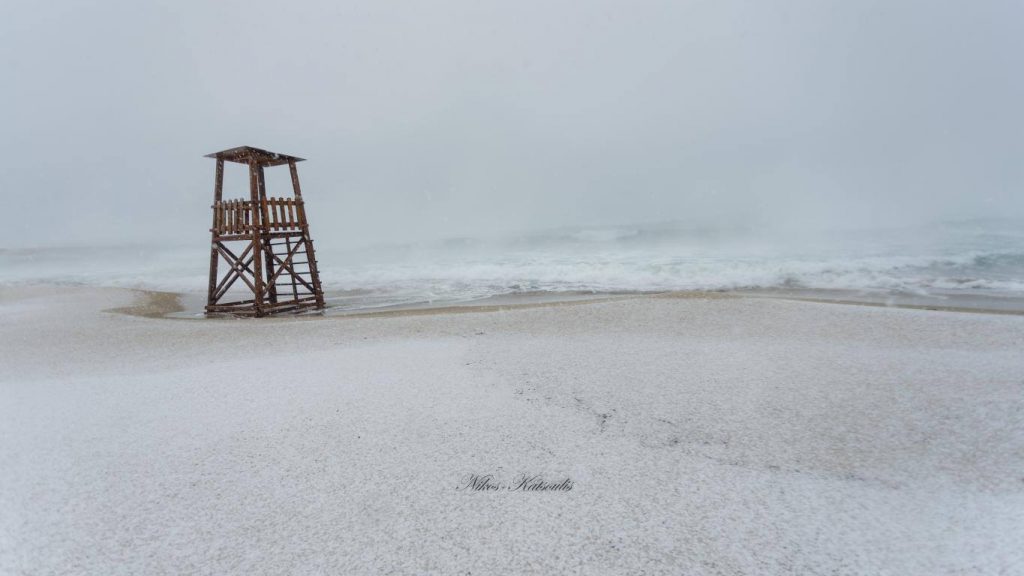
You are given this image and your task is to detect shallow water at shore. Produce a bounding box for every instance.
[120,286,1024,321]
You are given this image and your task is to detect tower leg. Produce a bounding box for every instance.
[303,234,325,309]
[256,165,278,305]
[249,161,265,317]
[285,235,299,302]
[206,159,224,311]
[206,245,219,309]
[289,160,325,309]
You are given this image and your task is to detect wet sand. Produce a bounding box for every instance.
[736,287,1024,316]
[112,286,1024,321]
[104,289,186,318]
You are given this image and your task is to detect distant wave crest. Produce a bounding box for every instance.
[3,221,1024,304]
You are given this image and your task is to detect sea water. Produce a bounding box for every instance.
[3,219,1023,311]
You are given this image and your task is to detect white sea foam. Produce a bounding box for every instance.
[3,220,1023,306]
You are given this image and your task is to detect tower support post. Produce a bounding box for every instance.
[206,159,224,309]
[289,160,325,309]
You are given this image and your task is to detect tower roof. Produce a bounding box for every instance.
[205,146,305,167]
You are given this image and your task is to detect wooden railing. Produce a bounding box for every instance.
[264,197,303,231]
[212,197,304,235]
[213,200,254,234]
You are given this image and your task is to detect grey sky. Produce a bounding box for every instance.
[2,0,1022,249]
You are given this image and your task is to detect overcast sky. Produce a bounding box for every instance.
[2,0,1022,248]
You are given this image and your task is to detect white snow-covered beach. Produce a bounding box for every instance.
[1,286,1023,575]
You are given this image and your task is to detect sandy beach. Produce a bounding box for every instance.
[1,286,1022,575]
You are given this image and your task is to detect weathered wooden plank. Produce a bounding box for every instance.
[256,166,278,306]
[249,161,265,316]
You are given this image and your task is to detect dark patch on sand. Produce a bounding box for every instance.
[105,290,184,318]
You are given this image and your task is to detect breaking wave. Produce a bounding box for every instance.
[3,219,1024,305]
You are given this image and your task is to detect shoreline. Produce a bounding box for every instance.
[91,285,1024,320]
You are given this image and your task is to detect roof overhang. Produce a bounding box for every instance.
[205,146,305,167]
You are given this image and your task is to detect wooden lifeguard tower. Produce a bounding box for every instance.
[205,146,325,317]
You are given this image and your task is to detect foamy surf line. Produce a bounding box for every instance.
[5,220,1024,310]
[8,252,1024,305]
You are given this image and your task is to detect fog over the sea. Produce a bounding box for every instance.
[2,0,1022,249]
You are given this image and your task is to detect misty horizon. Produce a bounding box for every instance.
[3,0,1023,251]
